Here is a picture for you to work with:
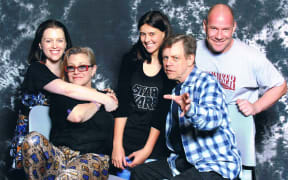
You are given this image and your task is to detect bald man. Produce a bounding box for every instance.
[195,4,287,180]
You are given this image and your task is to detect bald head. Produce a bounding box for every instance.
[203,4,236,54]
[206,4,234,24]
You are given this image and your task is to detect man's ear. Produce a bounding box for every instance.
[232,21,237,34]
[203,19,207,33]
[187,54,195,66]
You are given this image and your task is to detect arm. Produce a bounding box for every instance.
[67,102,100,123]
[112,117,128,170]
[165,80,228,131]
[237,81,287,116]
[127,127,160,168]
[43,79,117,112]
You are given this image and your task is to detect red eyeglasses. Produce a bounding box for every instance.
[65,65,93,72]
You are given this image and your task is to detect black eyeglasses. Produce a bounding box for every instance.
[65,65,93,72]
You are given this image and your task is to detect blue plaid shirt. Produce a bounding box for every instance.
[166,67,241,179]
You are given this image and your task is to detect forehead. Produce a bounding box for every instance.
[42,27,65,38]
[207,8,234,27]
[163,41,184,55]
[67,53,90,64]
[139,24,160,32]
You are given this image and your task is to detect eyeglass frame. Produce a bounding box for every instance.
[65,65,94,72]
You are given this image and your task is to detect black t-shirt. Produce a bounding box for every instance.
[22,61,58,96]
[115,55,175,159]
[20,61,58,114]
[49,94,114,155]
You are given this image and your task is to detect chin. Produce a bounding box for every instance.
[167,75,175,80]
[210,46,225,54]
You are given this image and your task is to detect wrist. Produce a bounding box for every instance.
[113,140,123,148]
[143,146,153,155]
[93,102,101,109]
[253,102,262,115]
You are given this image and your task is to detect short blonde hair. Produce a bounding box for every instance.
[62,47,96,81]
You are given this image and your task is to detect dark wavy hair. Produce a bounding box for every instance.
[133,10,172,63]
[27,19,72,64]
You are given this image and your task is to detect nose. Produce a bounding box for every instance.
[165,58,172,66]
[73,68,80,74]
[215,30,223,40]
[52,41,57,48]
[144,35,151,42]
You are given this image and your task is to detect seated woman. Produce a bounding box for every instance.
[10,19,117,172]
[22,47,114,180]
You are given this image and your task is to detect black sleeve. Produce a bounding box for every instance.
[113,53,139,118]
[49,94,87,122]
[22,62,58,93]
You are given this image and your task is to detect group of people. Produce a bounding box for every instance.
[9,3,286,180]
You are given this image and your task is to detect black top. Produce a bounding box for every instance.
[49,94,114,155]
[114,53,175,159]
[21,61,58,114]
[22,61,58,95]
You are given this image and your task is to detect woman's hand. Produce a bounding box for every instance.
[127,148,150,168]
[112,145,127,170]
[101,88,118,112]
[104,88,118,104]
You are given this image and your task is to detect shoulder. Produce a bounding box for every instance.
[192,67,217,82]
[26,61,48,74]
[119,50,142,77]
[233,39,264,56]
[196,39,206,51]
[29,61,46,68]
[184,68,221,89]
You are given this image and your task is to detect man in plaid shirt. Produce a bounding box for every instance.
[130,34,241,180]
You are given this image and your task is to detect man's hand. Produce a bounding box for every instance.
[236,99,258,116]
[164,92,191,117]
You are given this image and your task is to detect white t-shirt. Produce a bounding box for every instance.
[195,39,285,166]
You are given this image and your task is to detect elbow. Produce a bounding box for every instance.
[67,114,83,123]
[281,81,287,96]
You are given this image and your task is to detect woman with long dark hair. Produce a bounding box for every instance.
[112,11,174,173]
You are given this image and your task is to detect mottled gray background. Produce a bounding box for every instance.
[0,0,287,179]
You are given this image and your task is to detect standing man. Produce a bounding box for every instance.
[130,34,241,180]
[195,4,287,180]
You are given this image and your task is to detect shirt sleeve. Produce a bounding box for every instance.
[253,53,285,92]
[22,62,58,92]
[113,53,138,118]
[185,76,228,131]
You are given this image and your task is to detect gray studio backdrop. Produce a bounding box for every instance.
[0,0,287,179]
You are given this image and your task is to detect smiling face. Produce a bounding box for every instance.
[39,27,67,63]
[139,24,165,56]
[66,53,96,88]
[203,5,236,54]
[162,41,194,83]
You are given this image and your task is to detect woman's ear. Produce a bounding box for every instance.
[39,43,42,49]
[92,65,97,77]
